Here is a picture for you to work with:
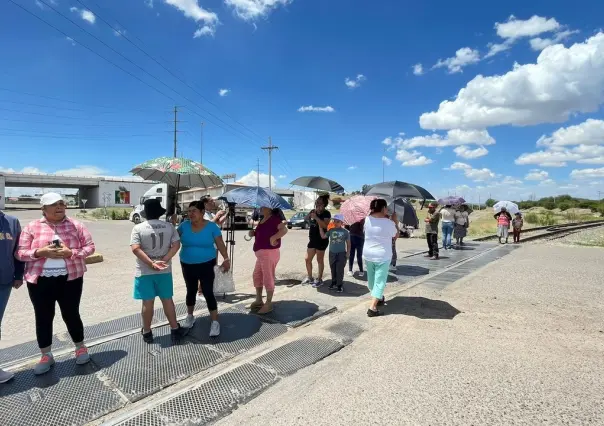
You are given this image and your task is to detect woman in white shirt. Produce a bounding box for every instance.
[439,204,455,250]
[363,199,398,317]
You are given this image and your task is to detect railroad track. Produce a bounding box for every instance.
[473,219,604,243]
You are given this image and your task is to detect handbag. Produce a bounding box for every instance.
[213,265,235,294]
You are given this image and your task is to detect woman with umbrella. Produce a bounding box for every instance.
[494,207,512,244]
[303,194,331,287]
[249,205,288,314]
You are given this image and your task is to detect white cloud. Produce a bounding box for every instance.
[412,63,424,76]
[224,0,291,21]
[345,74,366,89]
[515,150,579,167]
[395,149,433,167]
[278,174,286,179]
[502,176,523,185]
[570,167,604,179]
[484,40,514,58]
[35,0,44,9]
[530,29,579,51]
[164,0,219,38]
[113,28,126,37]
[65,36,76,46]
[391,129,495,149]
[381,156,392,166]
[70,7,96,24]
[433,47,480,74]
[537,119,604,147]
[495,15,560,40]
[238,170,277,187]
[145,0,154,7]
[381,137,393,146]
[447,162,496,181]
[420,32,604,130]
[453,145,489,159]
[539,178,555,186]
[297,105,335,113]
[525,169,549,181]
[218,88,230,97]
[0,165,106,176]
[347,165,357,170]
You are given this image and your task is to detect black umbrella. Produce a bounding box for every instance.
[290,176,345,194]
[385,197,419,229]
[364,180,435,201]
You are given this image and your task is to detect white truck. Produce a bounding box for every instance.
[129,183,173,224]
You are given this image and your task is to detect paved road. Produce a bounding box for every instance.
[217,244,604,425]
[0,211,428,348]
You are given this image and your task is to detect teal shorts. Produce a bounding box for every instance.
[133,273,174,300]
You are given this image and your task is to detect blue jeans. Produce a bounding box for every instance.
[442,222,454,248]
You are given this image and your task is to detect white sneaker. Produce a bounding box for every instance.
[209,321,220,337]
[389,266,397,272]
[347,270,354,277]
[360,271,366,277]
[0,368,14,383]
[182,315,195,329]
[301,277,313,285]
[196,293,204,301]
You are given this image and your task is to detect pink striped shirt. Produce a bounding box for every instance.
[17,216,95,284]
[497,214,510,226]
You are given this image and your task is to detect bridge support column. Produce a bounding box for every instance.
[0,175,5,210]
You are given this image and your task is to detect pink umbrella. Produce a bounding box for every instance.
[340,195,376,225]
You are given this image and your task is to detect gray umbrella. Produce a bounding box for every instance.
[290,176,345,193]
[365,180,435,201]
[384,197,419,229]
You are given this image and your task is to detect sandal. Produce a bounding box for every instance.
[249,301,264,311]
[256,303,273,315]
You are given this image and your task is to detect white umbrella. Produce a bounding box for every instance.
[493,201,519,215]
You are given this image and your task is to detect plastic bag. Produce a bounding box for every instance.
[213,265,235,294]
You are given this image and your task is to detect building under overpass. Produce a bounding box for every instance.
[0,173,157,209]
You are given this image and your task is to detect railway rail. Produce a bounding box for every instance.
[473,219,604,243]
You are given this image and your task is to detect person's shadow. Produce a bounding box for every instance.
[317,280,369,297]
[383,296,461,319]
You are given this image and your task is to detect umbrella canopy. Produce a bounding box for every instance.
[130,157,223,188]
[365,180,435,201]
[340,195,376,225]
[438,195,466,206]
[290,176,345,194]
[219,186,292,210]
[493,200,519,215]
[384,197,420,229]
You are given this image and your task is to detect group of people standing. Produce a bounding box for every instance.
[423,203,471,259]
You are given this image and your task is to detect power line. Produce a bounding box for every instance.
[76,0,268,143]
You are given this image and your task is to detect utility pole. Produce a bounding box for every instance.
[173,106,178,157]
[200,122,205,164]
[261,137,278,190]
[256,158,261,187]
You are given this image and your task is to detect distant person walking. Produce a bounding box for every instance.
[249,207,288,314]
[363,199,398,317]
[453,205,470,246]
[347,219,365,277]
[512,212,524,243]
[424,203,440,260]
[440,204,455,250]
[0,201,24,383]
[319,214,350,292]
[17,193,95,375]
[388,212,399,272]
[303,195,331,287]
[130,199,188,344]
[495,207,512,244]
[178,201,230,337]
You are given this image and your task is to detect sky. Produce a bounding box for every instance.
[1,0,604,201]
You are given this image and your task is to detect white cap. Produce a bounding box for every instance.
[40,192,64,206]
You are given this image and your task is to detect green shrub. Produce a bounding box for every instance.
[538,212,558,226]
[524,212,539,224]
[111,210,117,220]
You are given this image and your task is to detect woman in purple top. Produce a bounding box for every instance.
[248,207,288,314]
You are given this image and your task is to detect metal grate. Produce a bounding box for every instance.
[0,353,125,426]
[0,337,67,367]
[114,410,164,426]
[253,337,343,376]
[186,309,287,355]
[148,363,277,425]
[90,326,223,402]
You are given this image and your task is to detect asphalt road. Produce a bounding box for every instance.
[0,210,428,348]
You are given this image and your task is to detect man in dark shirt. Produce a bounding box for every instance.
[303,196,331,287]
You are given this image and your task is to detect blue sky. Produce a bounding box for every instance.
[1,0,604,201]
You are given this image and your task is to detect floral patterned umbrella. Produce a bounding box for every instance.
[130,157,223,188]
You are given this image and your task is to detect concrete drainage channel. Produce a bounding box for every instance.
[0,242,518,426]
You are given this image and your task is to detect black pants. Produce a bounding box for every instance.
[426,233,439,257]
[329,252,346,289]
[349,235,364,272]
[27,276,84,349]
[181,260,217,311]
[391,239,397,267]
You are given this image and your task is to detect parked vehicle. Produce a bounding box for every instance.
[129,183,174,224]
[287,211,309,229]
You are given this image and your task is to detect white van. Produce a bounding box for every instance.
[129,183,170,224]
